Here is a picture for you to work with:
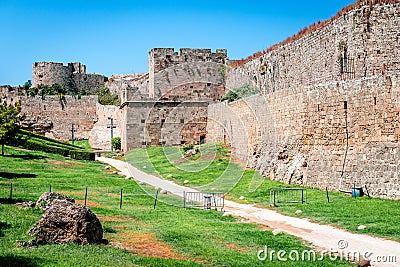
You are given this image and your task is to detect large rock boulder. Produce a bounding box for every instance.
[35,192,75,210]
[29,199,103,245]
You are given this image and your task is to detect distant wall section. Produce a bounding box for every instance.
[32,62,108,92]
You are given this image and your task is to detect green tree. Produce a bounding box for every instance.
[22,80,32,95]
[111,137,121,151]
[0,101,22,155]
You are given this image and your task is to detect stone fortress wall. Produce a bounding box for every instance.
[121,48,227,151]
[227,2,400,94]
[1,85,120,150]
[32,62,108,92]
[207,2,400,199]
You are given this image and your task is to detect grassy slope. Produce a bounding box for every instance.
[126,143,400,241]
[0,146,350,267]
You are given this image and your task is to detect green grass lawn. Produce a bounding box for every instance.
[126,143,400,242]
[0,146,351,266]
[69,139,92,150]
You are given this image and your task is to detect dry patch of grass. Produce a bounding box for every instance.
[113,232,186,260]
[75,199,107,208]
[97,215,139,223]
[48,160,83,166]
[224,243,252,253]
[59,190,100,196]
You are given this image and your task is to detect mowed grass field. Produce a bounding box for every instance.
[126,143,400,241]
[0,146,352,266]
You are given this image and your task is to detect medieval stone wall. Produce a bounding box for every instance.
[32,62,107,92]
[227,3,400,94]
[19,95,98,140]
[89,103,122,150]
[207,74,400,199]
[151,61,226,99]
[106,73,149,96]
[122,101,208,150]
[149,48,227,98]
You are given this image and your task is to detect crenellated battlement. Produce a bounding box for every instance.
[149,48,227,74]
[32,61,107,92]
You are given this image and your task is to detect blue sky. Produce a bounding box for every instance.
[0,0,354,86]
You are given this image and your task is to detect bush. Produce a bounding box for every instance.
[221,84,260,102]
[9,130,94,160]
[69,150,95,161]
[111,137,121,151]
[24,139,70,157]
[182,144,194,153]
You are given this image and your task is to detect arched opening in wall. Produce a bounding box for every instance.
[344,101,348,110]
[200,135,205,145]
[374,97,377,105]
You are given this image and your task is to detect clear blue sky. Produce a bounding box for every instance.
[0,0,354,86]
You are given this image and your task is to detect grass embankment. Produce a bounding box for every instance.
[0,146,350,266]
[126,143,400,241]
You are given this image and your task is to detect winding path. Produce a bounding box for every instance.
[97,156,400,267]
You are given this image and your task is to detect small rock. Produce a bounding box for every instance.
[356,257,371,267]
[104,166,111,170]
[17,201,36,210]
[210,188,217,191]
[183,180,189,184]
[125,176,132,180]
[272,229,284,235]
[143,166,147,169]
[160,189,168,195]
[167,174,173,178]
[112,171,118,174]
[239,196,245,200]
[138,181,145,185]
[16,240,28,248]
[295,210,303,214]
[357,225,367,230]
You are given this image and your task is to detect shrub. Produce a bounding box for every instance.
[182,144,194,153]
[24,139,70,157]
[111,137,121,151]
[221,84,260,102]
[69,150,95,161]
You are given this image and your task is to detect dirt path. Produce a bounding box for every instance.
[98,157,400,266]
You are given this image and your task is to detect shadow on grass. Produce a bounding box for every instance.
[0,172,37,179]
[0,221,11,237]
[3,154,47,160]
[0,198,25,204]
[0,255,41,267]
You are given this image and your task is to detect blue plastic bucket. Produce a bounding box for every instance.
[352,187,364,197]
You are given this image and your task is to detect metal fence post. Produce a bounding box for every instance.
[183,191,186,209]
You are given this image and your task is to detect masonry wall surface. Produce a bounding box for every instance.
[19,96,99,140]
[227,3,400,94]
[122,101,208,151]
[32,62,107,92]
[88,103,122,150]
[207,74,400,199]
